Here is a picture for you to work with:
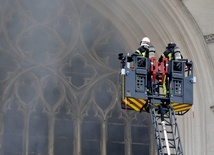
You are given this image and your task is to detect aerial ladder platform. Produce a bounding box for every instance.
[118,52,196,155]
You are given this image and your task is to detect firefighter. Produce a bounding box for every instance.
[134,37,151,57]
[132,37,152,67]
[132,37,157,95]
[158,42,182,63]
[158,42,183,96]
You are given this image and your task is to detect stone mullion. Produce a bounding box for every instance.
[101,119,107,155]
[74,116,81,155]
[23,109,30,155]
[48,113,55,155]
[0,112,4,154]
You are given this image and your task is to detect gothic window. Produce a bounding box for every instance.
[0,0,151,155]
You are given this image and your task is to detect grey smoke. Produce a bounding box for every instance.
[1,0,151,155]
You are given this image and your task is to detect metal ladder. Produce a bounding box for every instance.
[150,104,184,155]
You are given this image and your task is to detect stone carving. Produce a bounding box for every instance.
[204,34,214,43]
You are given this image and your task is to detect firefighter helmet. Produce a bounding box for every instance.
[167,42,176,49]
[140,37,150,46]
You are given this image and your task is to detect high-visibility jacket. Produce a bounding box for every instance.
[135,46,150,58]
[158,48,183,63]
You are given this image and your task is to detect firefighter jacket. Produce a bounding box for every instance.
[158,48,183,63]
[134,46,150,58]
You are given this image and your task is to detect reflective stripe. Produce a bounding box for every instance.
[161,53,165,58]
[122,99,192,113]
[136,50,141,55]
[171,103,192,112]
[123,99,140,111]
[122,98,146,112]
[129,98,143,108]
[136,50,146,57]
[162,75,166,95]
[175,106,191,112]
[168,53,172,60]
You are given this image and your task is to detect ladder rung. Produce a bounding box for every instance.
[161,138,174,141]
[158,123,171,126]
[150,107,183,154]
[155,115,170,119]
[162,145,176,149]
[160,130,173,134]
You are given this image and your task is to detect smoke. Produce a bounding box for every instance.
[1,0,151,155]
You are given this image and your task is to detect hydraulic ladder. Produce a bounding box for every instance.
[150,104,184,155]
[118,53,195,155]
